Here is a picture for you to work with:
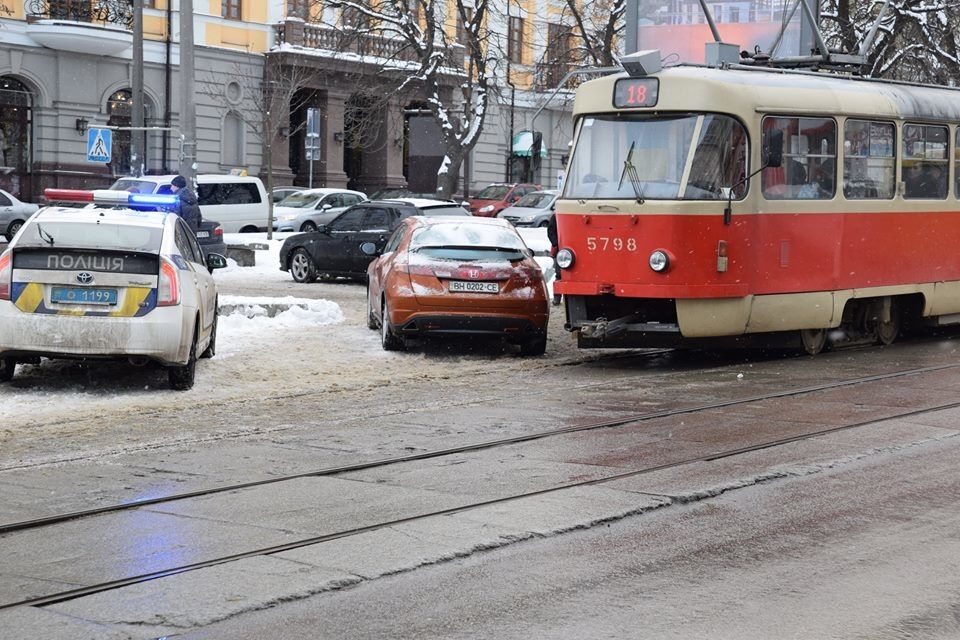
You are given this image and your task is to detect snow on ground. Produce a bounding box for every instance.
[0,227,555,426]
[217,294,344,358]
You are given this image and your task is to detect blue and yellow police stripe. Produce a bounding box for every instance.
[11,283,157,317]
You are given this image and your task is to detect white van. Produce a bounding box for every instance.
[108,174,269,233]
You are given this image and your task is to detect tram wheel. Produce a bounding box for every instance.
[875,303,900,346]
[799,328,827,355]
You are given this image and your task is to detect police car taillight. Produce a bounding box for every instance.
[0,250,11,301]
[158,257,180,306]
[44,189,178,207]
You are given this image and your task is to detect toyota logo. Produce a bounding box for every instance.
[76,272,94,285]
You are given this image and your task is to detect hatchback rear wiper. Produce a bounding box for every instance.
[618,141,645,205]
[37,224,55,246]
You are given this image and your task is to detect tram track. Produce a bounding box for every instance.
[3,359,958,538]
[4,382,960,612]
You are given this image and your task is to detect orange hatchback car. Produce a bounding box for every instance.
[362,217,550,355]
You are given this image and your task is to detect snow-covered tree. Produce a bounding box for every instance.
[821,0,960,83]
[317,0,496,199]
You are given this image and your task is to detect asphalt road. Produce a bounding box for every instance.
[3,274,960,639]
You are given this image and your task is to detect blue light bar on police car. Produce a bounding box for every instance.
[45,189,178,208]
[129,194,179,206]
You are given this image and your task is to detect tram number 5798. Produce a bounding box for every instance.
[586,236,637,252]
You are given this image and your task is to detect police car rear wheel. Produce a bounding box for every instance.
[0,358,16,382]
[169,324,198,390]
[290,249,318,283]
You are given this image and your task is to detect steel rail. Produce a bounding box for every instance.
[2,360,957,538]
[5,392,960,611]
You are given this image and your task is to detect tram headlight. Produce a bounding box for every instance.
[648,249,670,272]
[556,248,575,269]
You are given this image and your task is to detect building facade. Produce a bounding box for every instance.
[0,0,579,201]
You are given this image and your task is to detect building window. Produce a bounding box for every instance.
[222,112,245,167]
[287,0,308,20]
[222,0,242,20]
[508,16,524,64]
[456,7,474,44]
[0,76,33,198]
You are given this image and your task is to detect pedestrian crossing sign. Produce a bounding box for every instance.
[86,128,112,163]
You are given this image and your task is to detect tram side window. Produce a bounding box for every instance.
[902,123,948,199]
[843,120,895,199]
[761,116,836,200]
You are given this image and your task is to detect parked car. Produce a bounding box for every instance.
[108,174,269,233]
[468,183,540,217]
[279,198,469,283]
[363,216,549,355]
[0,189,40,241]
[0,190,228,389]
[496,190,558,227]
[272,188,367,232]
[272,186,303,204]
[196,219,227,259]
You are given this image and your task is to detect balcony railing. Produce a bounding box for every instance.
[275,19,465,70]
[26,0,133,28]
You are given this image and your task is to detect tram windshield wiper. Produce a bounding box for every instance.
[618,141,645,204]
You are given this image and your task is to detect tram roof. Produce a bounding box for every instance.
[574,65,960,124]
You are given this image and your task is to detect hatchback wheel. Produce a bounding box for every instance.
[519,331,547,357]
[290,248,318,283]
[538,220,550,228]
[380,298,404,351]
[300,221,318,233]
[366,284,377,330]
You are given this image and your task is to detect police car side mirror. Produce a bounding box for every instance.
[206,253,228,272]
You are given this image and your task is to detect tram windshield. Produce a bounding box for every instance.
[563,113,748,201]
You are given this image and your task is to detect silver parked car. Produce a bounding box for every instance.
[496,190,558,227]
[0,189,40,240]
[272,188,367,232]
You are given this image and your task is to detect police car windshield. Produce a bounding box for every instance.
[109,179,160,194]
[18,221,163,252]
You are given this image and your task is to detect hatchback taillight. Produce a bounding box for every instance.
[0,250,11,301]
[158,257,180,306]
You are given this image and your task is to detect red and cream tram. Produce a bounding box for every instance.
[555,57,960,353]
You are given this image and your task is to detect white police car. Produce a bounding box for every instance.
[0,189,227,390]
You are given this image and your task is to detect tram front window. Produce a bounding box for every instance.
[563,113,748,201]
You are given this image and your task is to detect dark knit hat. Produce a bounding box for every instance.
[171,175,187,188]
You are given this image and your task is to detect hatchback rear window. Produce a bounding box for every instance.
[17,221,163,252]
[419,206,470,217]
[411,223,527,260]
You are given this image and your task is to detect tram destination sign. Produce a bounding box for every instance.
[613,78,659,109]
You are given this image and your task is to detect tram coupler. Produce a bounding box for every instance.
[579,315,636,339]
